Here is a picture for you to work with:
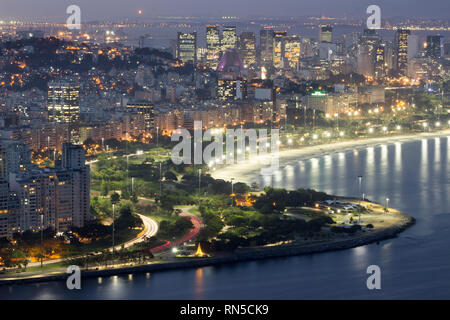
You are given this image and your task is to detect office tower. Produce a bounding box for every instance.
[47,79,80,124]
[396,29,410,76]
[444,43,450,58]
[374,43,386,80]
[260,27,275,66]
[273,31,287,68]
[319,25,333,43]
[222,26,237,51]
[206,25,221,69]
[239,32,256,68]
[283,36,301,69]
[177,32,197,64]
[426,35,443,58]
[357,29,381,77]
[218,74,238,101]
[408,34,420,60]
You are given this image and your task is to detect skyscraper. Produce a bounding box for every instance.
[396,29,410,76]
[426,35,443,58]
[374,43,386,80]
[319,25,333,43]
[206,25,221,69]
[47,79,80,124]
[284,36,301,69]
[177,32,197,64]
[222,26,237,51]
[260,27,274,67]
[273,31,288,69]
[239,32,256,68]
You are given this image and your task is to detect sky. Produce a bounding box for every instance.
[1,0,450,20]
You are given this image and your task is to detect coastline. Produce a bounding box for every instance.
[0,209,415,286]
[2,130,447,286]
[211,129,450,184]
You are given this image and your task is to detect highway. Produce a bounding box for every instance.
[24,214,158,267]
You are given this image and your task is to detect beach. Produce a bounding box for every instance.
[211,129,450,184]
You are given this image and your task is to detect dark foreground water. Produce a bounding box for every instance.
[1,136,449,299]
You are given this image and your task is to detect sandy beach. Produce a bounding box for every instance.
[212,129,450,184]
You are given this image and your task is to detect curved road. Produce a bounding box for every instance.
[25,214,158,267]
[113,214,158,251]
[151,207,203,253]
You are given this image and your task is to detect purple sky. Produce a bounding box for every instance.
[1,0,449,20]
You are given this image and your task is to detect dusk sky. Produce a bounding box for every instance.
[1,0,450,20]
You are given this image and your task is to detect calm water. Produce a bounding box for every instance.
[1,136,449,299]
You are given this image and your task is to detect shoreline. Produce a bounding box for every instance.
[0,205,415,286]
[1,130,445,286]
[211,129,450,184]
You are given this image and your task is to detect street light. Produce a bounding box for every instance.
[198,169,202,208]
[358,176,363,223]
[231,178,235,207]
[156,126,159,156]
[40,214,44,268]
[112,203,115,253]
[386,198,390,213]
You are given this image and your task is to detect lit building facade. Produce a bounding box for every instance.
[260,27,275,67]
[177,32,197,64]
[319,25,333,43]
[222,26,237,51]
[206,25,221,69]
[239,32,256,68]
[47,79,80,124]
[396,29,410,76]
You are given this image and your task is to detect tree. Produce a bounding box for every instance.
[110,192,120,205]
[100,180,110,197]
[164,171,178,181]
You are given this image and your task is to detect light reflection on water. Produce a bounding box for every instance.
[1,137,449,300]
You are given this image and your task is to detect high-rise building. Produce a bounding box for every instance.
[273,31,288,69]
[206,25,221,69]
[426,35,443,58]
[407,34,420,60]
[222,26,237,51]
[177,32,197,64]
[374,43,386,80]
[126,101,155,133]
[283,36,301,69]
[396,29,410,76]
[260,27,275,66]
[319,25,333,43]
[0,140,31,180]
[357,29,381,77]
[47,79,80,124]
[239,32,256,68]
[0,141,91,237]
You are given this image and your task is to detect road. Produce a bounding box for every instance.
[113,214,158,251]
[86,150,146,165]
[24,214,158,267]
[151,206,203,254]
